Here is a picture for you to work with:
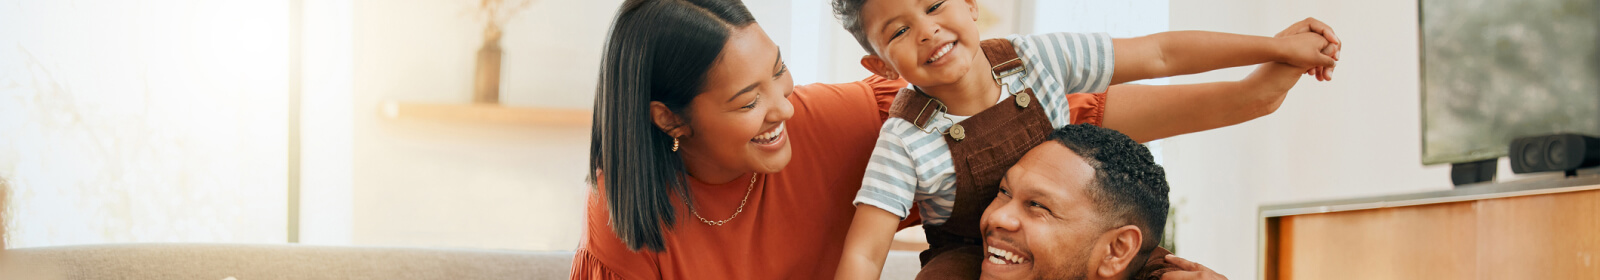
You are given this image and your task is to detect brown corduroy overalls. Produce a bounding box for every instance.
[889,38,1177,280]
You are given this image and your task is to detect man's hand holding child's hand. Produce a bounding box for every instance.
[1160,255,1229,280]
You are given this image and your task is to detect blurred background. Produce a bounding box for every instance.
[1,0,1544,279]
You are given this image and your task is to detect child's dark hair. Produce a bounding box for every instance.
[589,0,755,252]
[831,0,877,55]
[1048,124,1170,270]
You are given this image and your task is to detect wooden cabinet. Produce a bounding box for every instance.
[1261,175,1600,279]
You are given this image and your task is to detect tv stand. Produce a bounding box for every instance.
[1260,174,1600,279]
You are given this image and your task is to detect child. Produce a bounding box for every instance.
[830,0,1341,279]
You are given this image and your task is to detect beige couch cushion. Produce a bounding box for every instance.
[1,244,574,280]
[0,244,926,280]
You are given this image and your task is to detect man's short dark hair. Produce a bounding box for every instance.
[830,0,877,55]
[1049,124,1169,259]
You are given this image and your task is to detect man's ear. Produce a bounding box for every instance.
[1095,225,1144,279]
[860,55,900,80]
[649,101,690,138]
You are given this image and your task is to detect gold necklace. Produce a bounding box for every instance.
[688,173,758,226]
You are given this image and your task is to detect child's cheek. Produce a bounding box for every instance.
[892,43,915,67]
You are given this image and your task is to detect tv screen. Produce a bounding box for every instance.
[1420,0,1600,165]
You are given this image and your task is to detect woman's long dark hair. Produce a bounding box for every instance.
[588,0,755,252]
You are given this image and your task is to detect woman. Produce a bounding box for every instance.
[576,0,1338,278]
[576,1,911,278]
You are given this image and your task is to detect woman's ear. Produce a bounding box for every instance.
[966,0,979,21]
[649,101,690,138]
[861,55,900,80]
[1095,225,1144,278]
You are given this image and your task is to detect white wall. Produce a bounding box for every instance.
[0,0,291,248]
[1162,0,1455,278]
[299,0,356,245]
[749,0,874,86]
[347,0,618,251]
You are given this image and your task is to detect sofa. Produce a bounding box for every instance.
[0,244,926,280]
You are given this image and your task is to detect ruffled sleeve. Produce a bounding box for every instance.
[864,75,910,121]
[570,248,630,280]
[1065,92,1107,126]
[789,75,906,122]
[571,182,661,280]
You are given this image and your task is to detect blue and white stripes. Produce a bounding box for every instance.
[1012,32,1114,128]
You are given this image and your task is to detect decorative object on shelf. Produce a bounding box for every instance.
[380,101,590,126]
[472,0,536,104]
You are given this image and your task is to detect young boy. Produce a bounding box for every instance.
[830,0,1341,279]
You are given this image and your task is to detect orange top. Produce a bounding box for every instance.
[572,76,1107,280]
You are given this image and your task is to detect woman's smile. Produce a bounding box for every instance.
[750,122,788,150]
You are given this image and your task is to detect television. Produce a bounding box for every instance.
[1420,0,1600,165]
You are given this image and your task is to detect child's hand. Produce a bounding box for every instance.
[1276,17,1342,81]
[1246,61,1308,95]
[1275,32,1337,79]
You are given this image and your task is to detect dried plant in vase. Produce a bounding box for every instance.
[472,0,536,104]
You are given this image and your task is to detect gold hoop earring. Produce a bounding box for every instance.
[672,137,680,152]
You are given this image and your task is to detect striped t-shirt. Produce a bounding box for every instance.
[852,32,1114,225]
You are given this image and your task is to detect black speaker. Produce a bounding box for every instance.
[1508,134,1600,175]
[1450,158,1497,186]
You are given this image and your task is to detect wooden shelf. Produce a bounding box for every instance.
[381,101,590,126]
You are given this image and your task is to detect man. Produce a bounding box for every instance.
[978,124,1224,280]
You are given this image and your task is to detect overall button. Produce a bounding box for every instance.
[1015,92,1031,108]
[949,124,967,142]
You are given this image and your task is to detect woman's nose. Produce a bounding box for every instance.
[767,92,794,122]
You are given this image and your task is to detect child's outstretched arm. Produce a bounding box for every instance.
[1100,62,1306,143]
[839,131,922,280]
[837,206,903,280]
[1109,18,1339,84]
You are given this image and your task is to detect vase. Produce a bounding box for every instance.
[473,25,503,104]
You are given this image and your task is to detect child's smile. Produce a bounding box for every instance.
[925,41,956,65]
[890,24,975,88]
